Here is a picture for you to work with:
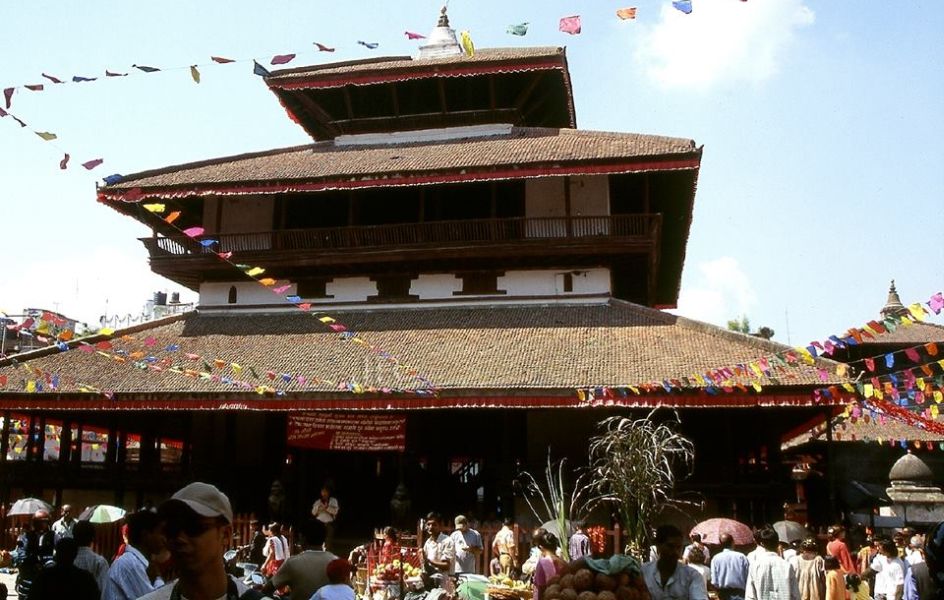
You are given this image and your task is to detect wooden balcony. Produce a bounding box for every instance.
[141,214,662,287]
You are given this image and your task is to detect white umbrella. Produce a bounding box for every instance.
[7,497,52,516]
[78,504,126,523]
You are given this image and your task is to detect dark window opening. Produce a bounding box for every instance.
[396,79,443,116]
[444,77,490,112]
[370,275,418,301]
[609,174,648,215]
[282,192,350,229]
[297,278,332,299]
[454,272,506,296]
[227,286,237,304]
[349,84,394,119]
[354,188,420,226]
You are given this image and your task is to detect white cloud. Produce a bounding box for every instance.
[634,0,815,89]
[670,256,757,327]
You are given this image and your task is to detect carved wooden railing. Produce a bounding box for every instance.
[141,214,661,256]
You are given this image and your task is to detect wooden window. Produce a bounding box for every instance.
[563,273,574,293]
[227,286,237,304]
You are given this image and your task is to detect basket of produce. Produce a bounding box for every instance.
[487,577,532,600]
[544,556,649,600]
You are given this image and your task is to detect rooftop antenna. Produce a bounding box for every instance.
[784,307,792,345]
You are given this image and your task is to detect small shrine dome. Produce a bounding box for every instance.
[889,451,934,484]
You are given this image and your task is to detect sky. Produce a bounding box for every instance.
[0,0,941,345]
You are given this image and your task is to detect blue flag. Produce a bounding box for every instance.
[72,75,97,82]
[673,0,693,14]
[357,40,379,49]
[253,61,271,77]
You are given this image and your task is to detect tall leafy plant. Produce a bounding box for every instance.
[587,412,695,557]
[516,451,605,561]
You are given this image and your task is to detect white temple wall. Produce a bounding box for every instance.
[525,178,565,218]
[198,269,611,307]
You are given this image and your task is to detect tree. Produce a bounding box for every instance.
[587,413,695,557]
[727,315,775,340]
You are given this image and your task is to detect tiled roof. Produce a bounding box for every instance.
[782,414,944,450]
[100,128,699,194]
[0,300,838,401]
[265,48,566,83]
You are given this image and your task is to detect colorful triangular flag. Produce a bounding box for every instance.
[559,15,581,35]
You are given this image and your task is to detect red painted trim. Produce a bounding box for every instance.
[100,158,701,203]
[0,392,837,412]
[269,61,564,91]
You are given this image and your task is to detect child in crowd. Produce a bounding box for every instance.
[844,573,870,600]
[823,556,844,600]
[311,558,355,600]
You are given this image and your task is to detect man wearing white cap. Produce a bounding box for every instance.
[140,481,272,600]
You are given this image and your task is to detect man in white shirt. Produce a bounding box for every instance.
[641,524,708,600]
[870,539,905,600]
[422,512,456,590]
[451,515,483,574]
[52,504,77,540]
[745,527,799,600]
[312,486,340,551]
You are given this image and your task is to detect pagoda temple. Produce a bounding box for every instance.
[0,11,844,531]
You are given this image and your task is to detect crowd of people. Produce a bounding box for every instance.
[9,488,944,600]
[633,523,939,600]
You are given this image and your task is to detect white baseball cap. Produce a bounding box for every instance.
[166,482,233,523]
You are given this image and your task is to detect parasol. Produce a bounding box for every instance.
[540,519,574,543]
[78,504,127,523]
[7,497,53,516]
[690,518,754,546]
[773,520,809,543]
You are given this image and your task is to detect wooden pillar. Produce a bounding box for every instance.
[563,176,573,237]
[825,409,837,523]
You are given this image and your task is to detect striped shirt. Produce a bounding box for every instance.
[103,545,162,600]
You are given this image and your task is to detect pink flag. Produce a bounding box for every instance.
[59,154,70,170]
[25,84,44,91]
[42,73,64,84]
[929,292,944,315]
[211,56,236,64]
[616,7,637,20]
[182,227,205,238]
[105,70,128,77]
[314,42,335,52]
[270,54,296,65]
[405,31,426,40]
[272,285,292,294]
[559,15,581,35]
[217,251,233,259]
[82,158,104,170]
[3,87,13,109]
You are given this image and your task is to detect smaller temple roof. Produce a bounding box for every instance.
[265,47,567,85]
[890,452,934,482]
[881,280,909,318]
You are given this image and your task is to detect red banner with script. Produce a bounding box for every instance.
[287,412,406,452]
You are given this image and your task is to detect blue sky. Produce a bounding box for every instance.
[1,0,941,345]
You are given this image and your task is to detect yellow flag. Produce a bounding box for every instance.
[842,383,855,393]
[750,363,764,378]
[864,383,874,398]
[934,391,943,404]
[917,378,926,391]
[245,267,265,277]
[318,316,335,323]
[26,380,36,393]
[99,328,115,336]
[35,131,57,141]
[577,389,586,402]
[751,381,762,392]
[231,363,243,373]
[460,31,475,57]
[143,203,166,213]
[836,364,849,378]
[909,303,927,321]
[190,65,201,84]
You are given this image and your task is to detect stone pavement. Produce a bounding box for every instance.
[0,571,14,598]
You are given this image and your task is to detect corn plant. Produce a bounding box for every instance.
[587,412,695,557]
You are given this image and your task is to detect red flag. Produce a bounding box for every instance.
[404,31,426,40]
[616,7,637,19]
[211,56,236,64]
[314,42,335,52]
[42,73,64,84]
[82,158,104,170]
[25,84,44,91]
[105,70,128,77]
[559,15,581,35]
[270,54,296,65]
[60,154,70,170]
[3,87,13,109]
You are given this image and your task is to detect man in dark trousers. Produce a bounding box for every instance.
[30,536,100,600]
